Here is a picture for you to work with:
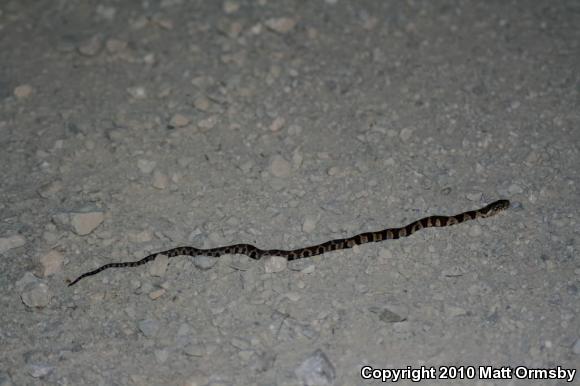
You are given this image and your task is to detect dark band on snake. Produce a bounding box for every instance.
[68,199,510,287]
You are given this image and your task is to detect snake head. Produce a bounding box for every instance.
[482,199,510,217]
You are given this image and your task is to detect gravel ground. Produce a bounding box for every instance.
[1,1,579,385]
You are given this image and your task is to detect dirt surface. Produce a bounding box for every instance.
[1,1,579,385]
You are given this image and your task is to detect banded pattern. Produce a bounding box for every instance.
[68,199,510,287]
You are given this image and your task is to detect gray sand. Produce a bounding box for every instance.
[0,1,578,385]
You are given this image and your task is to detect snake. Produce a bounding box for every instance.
[68,199,510,287]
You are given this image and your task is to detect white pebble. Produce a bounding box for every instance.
[301,264,315,274]
[264,256,287,273]
[0,235,26,254]
[295,349,336,386]
[37,250,64,277]
[70,209,104,235]
[20,282,52,308]
[149,254,169,277]
[126,86,147,99]
[270,155,291,177]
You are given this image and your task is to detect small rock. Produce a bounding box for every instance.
[369,306,407,323]
[285,292,301,302]
[270,155,291,177]
[445,304,467,318]
[27,364,54,378]
[0,235,26,253]
[37,250,64,277]
[508,183,524,194]
[21,282,52,308]
[138,319,159,337]
[169,113,190,127]
[193,96,211,111]
[265,17,297,34]
[137,159,156,174]
[400,127,414,142]
[240,160,254,173]
[223,1,240,14]
[264,256,287,273]
[198,115,218,129]
[572,339,580,355]
[154,348,169,363]
[152,170,169,189]
[14,84,33,99]
[292,149,303,168]
[37,180,63,198]
[270,117,285,132]
[466,192,482,201]
[70,208,104,235]
[238,349,254,361]
[149,254,169,277]
[78,35,103,56]
[184,343,206,357]
[302,217,317,233]
[295,349,336,386]
[126,86,147,99]
[194,256,219,270]
[301,264,315,274]
[327,166,340,176]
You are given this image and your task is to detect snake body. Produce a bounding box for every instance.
[68,199,509,287]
